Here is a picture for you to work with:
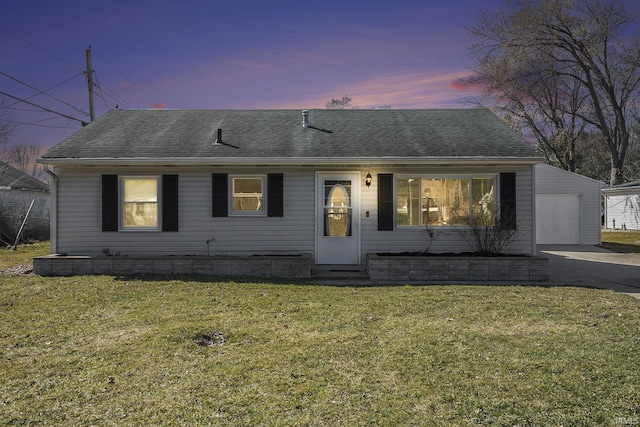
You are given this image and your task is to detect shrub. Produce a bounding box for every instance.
[455,209,517,255]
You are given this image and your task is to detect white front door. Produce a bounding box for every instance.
[316,172,360,264]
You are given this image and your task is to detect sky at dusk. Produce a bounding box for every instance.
[1,0,504,150]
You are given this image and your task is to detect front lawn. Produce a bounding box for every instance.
[0,241,50,269]
[1,276,638,425]
[601,230,640,253]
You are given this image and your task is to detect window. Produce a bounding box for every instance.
[323,180,352,237]
[396,176,495,227]
[472,178,495,226]
[121,177,159,229]
[231,176,264,215]
[102,175,178,232]
[211,173,283,218]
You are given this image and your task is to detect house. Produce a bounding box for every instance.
[602,180,640,230]
[35,109,543,278]
[534,164,603,245]
[0,160,50,245]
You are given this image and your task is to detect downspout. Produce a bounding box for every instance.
[43,165,58,254]
[531,165,537,256]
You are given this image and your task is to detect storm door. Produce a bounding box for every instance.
[316,172,360,264]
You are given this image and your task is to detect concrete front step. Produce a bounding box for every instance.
[311,265,368,279]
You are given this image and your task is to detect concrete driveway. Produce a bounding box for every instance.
[538,245,640,298]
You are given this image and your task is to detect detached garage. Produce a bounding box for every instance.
[602,180,640,230]
[535,164,603,245]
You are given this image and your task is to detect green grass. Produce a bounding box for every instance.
[601,230,640,253]
[1,275,638,426]
[0,241,50,269]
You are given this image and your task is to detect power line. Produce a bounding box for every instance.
[4,106,44,113]
[0,71,89,116]
[5,72,85,109]
[6,7,154,119]
[29,3,156,107]
[93,72,130,108]
[94,78,110,110]
[30,3,84,43]
[5,118,82,129]
[0,91,87,125]
[1,28,82,72]
[95,56,156,105]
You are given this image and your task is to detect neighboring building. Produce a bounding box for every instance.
[37,109,542,274]
[602,180,640,230]
[535,164,603,245]
[0,161,50,244]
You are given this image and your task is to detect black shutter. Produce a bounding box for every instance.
[102,174,118,232]
[162,175,179,231]
[267,173,284,217]
[500,172,516,229]
[212,173,228,217]
[378,173,394,231]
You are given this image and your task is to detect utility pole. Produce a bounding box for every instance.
[85,46,95,123]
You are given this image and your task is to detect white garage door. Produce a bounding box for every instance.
[536,194,582,244]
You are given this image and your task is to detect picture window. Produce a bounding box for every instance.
[396,176,495,227]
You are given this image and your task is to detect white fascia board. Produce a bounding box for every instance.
[39,156,544,167]
[602,186,640,195]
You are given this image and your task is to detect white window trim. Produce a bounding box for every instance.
[229,174,266,217]
[395,174,498,229]
[119,176,162,231]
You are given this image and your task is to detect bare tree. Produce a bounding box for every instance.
[578,127,640,181]
[468,50,589,172]
[326,95,353,109]
[469,0,640,185]
[0,143,46,181]
[0,96,47,181]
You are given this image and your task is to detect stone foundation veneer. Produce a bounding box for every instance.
[33,253,548,282]
[33,254,311,279]
[367,254,548,282]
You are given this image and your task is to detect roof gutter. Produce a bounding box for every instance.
[38,156,544,167]
[602,185,640,194]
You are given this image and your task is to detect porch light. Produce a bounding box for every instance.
[365,172,372,187]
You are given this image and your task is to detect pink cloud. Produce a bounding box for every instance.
[449,76,484,91]
[274,71,478,109]
[152,103,166,109]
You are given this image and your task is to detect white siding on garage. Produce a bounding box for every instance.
[536,194,582,244]
[534,164,602,245]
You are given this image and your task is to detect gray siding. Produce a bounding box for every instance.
[53,165,537,261]
[535,164,602,245]
[360,166,536,260]
[55,167,315,257]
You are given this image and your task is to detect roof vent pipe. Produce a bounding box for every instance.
[214,128,222,145]
[302,110,309,128]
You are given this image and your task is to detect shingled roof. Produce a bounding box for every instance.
[0,161,49,192]
[41,109,539,163]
